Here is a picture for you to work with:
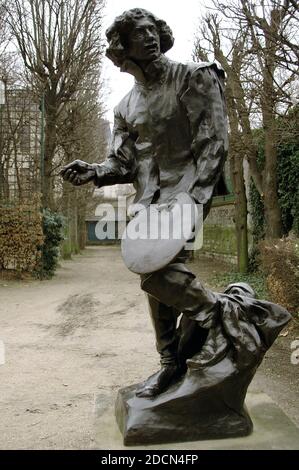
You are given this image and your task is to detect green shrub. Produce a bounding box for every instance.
[38,209,65,279]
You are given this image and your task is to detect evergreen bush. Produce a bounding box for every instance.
[38,209,65,279]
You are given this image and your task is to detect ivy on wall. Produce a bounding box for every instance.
[249,110,299,249]
[277,145,299,236]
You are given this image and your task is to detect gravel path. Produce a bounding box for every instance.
[0,246,298,449]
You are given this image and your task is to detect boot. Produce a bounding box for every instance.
[136,295,181,398]
[136,364,181,398]
[140,265,217,328]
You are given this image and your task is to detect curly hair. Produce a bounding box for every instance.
[105,8,174,67]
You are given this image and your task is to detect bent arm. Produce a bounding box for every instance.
[93,110,136,187]
[180,64,228,209]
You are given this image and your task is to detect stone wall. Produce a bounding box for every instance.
[198,196,237,262]
[86,191,239,263]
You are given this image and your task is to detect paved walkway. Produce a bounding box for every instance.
[0,246,298,449]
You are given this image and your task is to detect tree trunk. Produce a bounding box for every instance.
[226,82,249,273]
[232,76,264,196]
[261,8,283,239]
[261,57,283,239]
[0,165,4,201]
[78,208,87,250]
[61,182,74,258]
[263,126,282,238]
[231,150,249,273]
[42,102,57,211]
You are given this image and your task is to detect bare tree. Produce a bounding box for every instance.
[0,0,10,61]
[194,0,299,245]
[218,0,298,238]
[0,82,41,204]
[1,6,35,203]
[225,0,299,76]
[194,17,251,271]
[5,0,105,209]
[56,69,109,252]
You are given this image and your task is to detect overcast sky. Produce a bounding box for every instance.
[101,0,208,125]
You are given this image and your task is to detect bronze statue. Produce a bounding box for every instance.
[61,8,291,445]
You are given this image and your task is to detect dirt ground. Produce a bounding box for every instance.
[0,246,298,449]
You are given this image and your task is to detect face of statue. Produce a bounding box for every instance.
[126,17,161,63]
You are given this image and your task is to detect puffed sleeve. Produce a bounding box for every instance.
[93,108,137,187]
[180,64,228,209]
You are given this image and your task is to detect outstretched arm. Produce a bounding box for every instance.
[61,109,136,187]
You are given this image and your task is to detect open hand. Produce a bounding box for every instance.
[60,160,95,186]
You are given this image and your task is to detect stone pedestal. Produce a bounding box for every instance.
[115,359,254,446]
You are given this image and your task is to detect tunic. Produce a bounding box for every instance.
[93,55,228,215]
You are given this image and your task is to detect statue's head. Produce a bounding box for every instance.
[105,8,174,68]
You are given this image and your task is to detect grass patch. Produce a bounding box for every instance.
[211,271,268,300]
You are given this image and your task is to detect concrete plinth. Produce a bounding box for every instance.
[94,392,299,450]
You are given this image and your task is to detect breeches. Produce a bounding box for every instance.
[140,252,216,365]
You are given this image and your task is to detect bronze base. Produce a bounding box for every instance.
[115,361,254,446]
